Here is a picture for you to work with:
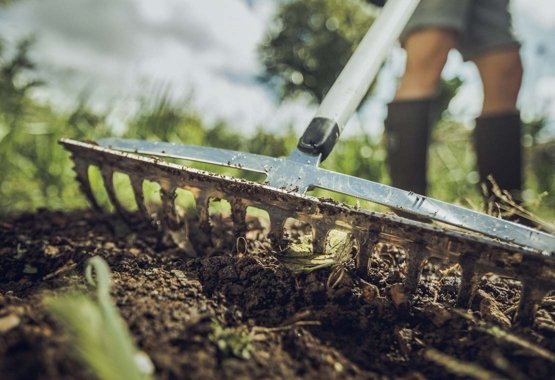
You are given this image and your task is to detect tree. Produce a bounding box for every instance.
[258,0,376,103]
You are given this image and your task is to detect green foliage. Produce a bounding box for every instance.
[0,39,91,213]
[247,128,296,158]
[209,319,253,360]
[524,118,555,213]
[0,37,553,222]
[429,119,481,205]
[321,135,386,182]
[259,0,376,102]
[45,257,153,380]
[125,89,203,144]
[435,77,464,121]
[0,37,374,214]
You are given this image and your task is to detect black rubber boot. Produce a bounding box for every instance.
[473,112,523,202]
[384,98,434,195]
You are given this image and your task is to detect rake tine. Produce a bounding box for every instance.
[457,251,480,308]
[195,192,211,234]
[230,197,248,238]
[160,184,182,231]
[518,282,548,326]
[355,230,379,277]
[269,210,288,249]
[159,183,196,251]
[517,256,548,326]
[404,242,428,295]
[312,221,334,254]
[130,176,151,223]
[100,167,133,223]
[73,159,101,211]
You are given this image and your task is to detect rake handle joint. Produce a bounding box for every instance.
[297,117,340,161]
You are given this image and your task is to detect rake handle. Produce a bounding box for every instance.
[297,0,420,160]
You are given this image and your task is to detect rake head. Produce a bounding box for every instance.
[61,138,555,326]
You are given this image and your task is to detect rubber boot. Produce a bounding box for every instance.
[384,98,434,195]
[473,112,523,203]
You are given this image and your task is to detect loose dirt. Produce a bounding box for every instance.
[1,210,554,379]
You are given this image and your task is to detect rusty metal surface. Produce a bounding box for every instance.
[97,138,555,253]
[61,138,555,326]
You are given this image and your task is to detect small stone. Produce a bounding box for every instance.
[0,315,20,334]
[44,245,60,257]
[128,248,141,256]
[334,362,344,372]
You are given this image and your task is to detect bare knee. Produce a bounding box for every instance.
[396,28,457,100]
[474,48,523,114]
[499,51,523,83]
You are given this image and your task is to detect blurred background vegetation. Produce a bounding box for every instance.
[0,0,554,221]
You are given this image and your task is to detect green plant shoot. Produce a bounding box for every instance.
[45,257,154,380]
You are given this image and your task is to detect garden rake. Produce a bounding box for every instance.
[60,0,555,325]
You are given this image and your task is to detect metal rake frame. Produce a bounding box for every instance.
[62,138,555,326]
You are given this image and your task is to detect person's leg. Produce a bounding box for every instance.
[472,47,524,200]
[386,28,457,195]
[459,0,524,205]
[473,47,523,115]
[395,28,458,100]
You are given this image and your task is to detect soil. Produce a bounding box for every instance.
[1,210,555,379]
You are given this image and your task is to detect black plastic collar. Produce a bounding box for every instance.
[297,117,340,162]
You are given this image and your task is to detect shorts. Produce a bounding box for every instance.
[401,0,520,60]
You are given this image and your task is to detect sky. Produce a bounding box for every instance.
[0,0,554,138]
